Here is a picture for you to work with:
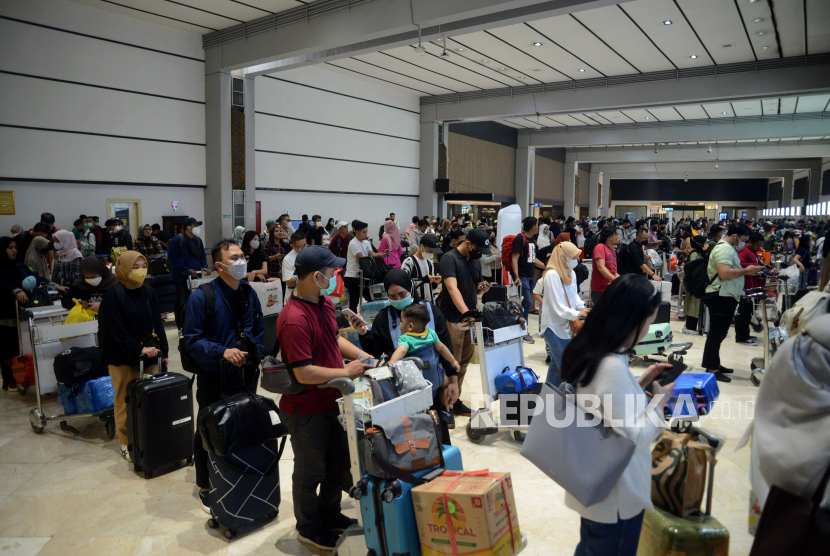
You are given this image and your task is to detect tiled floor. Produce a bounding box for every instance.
[0,310,762,556]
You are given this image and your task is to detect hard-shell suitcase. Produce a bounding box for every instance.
[126,356,194,479]
[632,323,673,356]
[362,300,390,323]
[482,285,507,304]
[668,373,719,418]
[361,445,463,556]
[206,436,287,540]
[655,301,672,324]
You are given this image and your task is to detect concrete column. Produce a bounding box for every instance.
[205,69,233,247]
[243,75,257,232]
[418,121,439,219]
[515,147,535,217]
[588,168,603,217]
[807,159,822,206]
[563,160,578,218]
[781,171,794,208]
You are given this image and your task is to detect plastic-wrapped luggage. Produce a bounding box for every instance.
[362,300,390,323]
[668,373,719,418]
[75,376,116,413]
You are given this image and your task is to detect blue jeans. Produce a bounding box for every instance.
[520,276,534,322]
[799,270,809,289]
[543,328,570,387]
[575,511,645,556]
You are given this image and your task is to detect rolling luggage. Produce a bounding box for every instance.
[148,274,176,315]
[361,445,463,556]
[147,254,170,276]
[482,285,507,304]
[126,355,194,479]
[668,373,719,418]
[632,323,673,357]
[655,301,672,324]
[206,436,287,540]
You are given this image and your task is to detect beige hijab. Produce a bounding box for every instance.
[114,250,147,290]
[544,242,581,286]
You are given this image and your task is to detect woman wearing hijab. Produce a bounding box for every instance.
[133,224,163,258]
[59,256,118,311]
[344,269,458,438]
[0,237,45,391]
[553,232,572,247]
[98,251,168,461]
[378,219,403,268]
[241,230,268,282]
[51,229,84,290]
[681,235,709,335]
[232,226,246,246]
[440,219,452,242]
[25,234,53,279]
[541,241,588,386]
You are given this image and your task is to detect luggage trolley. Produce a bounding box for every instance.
[17,303,115,437]
[467,319,531,444]
[745,278,786,388]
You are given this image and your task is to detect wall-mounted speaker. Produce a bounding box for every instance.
[435,179,450,193]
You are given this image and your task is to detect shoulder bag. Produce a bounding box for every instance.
[560,276,583,335]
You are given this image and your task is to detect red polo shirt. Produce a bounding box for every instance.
[276,294,344,416]
[591,243,617,293]
[738,245,765,289]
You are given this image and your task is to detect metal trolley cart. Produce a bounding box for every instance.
[17,303,115,437]
[466,320,530,444]
[746,278,786,387]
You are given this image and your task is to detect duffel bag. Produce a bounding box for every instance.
[494,366,538,395]
[198,386,289,457]
[482,300,523,330]
[147,254,170,275]
[360,411,444,482]
[53,346,108,386]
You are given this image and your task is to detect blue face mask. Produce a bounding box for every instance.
[389,295,413,310]
[317,272,337,297]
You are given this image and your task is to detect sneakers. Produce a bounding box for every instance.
[710,370,732,383]
[199,489,210,514]
[298,529,339,551]
[324,513,358,534]
[681,326,697,335]
[452,400,472,417]
[736,338,758,345]
[120,445,131,462]
[522,335,535,344]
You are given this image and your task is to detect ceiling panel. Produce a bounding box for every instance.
[542,117,566,127]
[577,113,609,125]
[732,100,763,116]
[701,102,735,117]
[570,6,675,73]
[503,118,535,128]
[427,40,525,87]
[735,0,778,60]
[444,33,562,84]
[646,107,684,121]
[549,115,591,126]
[676,0,755,64]
[324,59,447,95]
[807,0,830,54]
[171,0,265,21]
[351,52,476,93]
[567,113,601,125]
[796,94,830,113]
[621,0,714,68]
[762,98,781,115]
[771,0,807,57]
[525,16,640,75]
[594,111,633,124]
[498,120,527,129]
[621,108,657,122]
[674,104,709,119]
[779,97,798,114]
[239,0,305,13]
[378,45,507,90]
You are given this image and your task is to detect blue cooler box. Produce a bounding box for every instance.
[668,373,719,418]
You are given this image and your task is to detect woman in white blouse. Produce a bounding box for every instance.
[541,241,588,385]
[559,274,675,556]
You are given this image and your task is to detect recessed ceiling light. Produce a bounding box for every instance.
[664,20,672,25]
[482,59,489,63]
[753,18,763,23]
[690,55,698,59]
[645,117,650,119]
[747,0,757,3]
[757,31,765,35]
[722,111,728,115]
[519,76,526,79]
[457,48,464,51]
[533,42,543,46]
[761,46,769,50]
[500,67,506,70]
[578,68,585,72]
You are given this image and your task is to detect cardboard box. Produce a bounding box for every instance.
[412,472,521,556]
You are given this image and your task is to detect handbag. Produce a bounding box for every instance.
[481,301,523,330]
[147,253,170,275]
[650,431,715,517]
[561,276,583,335]
[260,356,305,395]
[749,461,830,556]
[520,382,636,508]
[359,411,445,483]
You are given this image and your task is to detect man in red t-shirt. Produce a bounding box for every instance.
[277,246,375,552]
[590,225,621,306]
[735,231,766,345]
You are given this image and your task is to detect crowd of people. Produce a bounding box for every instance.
[1,207,828,555]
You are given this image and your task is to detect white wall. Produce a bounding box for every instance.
[0,0,206,233]
[254,65,420,239]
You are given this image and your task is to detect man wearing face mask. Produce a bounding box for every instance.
[401,233,443,301]
[277,246,376,552]
[168,217,211,332]
[182,240,265,513]
[438,228,491,418]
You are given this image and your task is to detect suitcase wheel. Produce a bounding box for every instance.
[223,528,235,540]
[187,456,194,466]
[466,421,485,444]
[133,464,143,473]
[207,518,218,529]
[513,430,526,443]
[105,420,116,440]
[144,469,153,480]
[267,510,278,520]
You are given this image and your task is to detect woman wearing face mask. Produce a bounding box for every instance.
[324,218,336,235]
[241,230,268,283]
[60,255,118,312]
[345,269,459,439]
[540,241,589,386]
[133,223,163,258]
[232,226,246,247]
[98,251,168,461]
[50,229,84,292]
[378,220,403,268]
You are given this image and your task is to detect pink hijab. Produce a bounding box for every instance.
[53,229,83,263]
[383,220,400,249]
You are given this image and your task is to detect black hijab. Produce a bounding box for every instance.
[74,255,118,291]
[0,237,15,273]
[383,268,420,303]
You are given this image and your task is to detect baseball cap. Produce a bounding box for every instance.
[183,217,202,228]
[466,228,490,252]
[419,234,443,254]
[295,246,346,275]
[336,220,350,229]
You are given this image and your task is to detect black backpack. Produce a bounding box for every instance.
[54,346,108,386]
[683,252,716,298]
[178,283,216,373]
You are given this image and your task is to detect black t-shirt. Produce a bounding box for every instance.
[247,250,266,273]
[564,226,578,245]
[306,226,324,246]
[512,233,536,278]
[625,241,646,275]
[536,244,556,266]
[437,247,482,322]
[298,222,311,236]
[154,230,170,245]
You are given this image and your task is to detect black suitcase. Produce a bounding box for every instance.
[148,274,176,314]
[148,254,171,276]
[482,285,507,304]
[655,300,672,324]
[126,356,194,479]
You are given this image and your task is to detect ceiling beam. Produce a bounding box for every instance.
[422,65,830,123]
[593,160,812,173]
[604,171,792,180]
[204,0,629,75]
[565,143,830,163]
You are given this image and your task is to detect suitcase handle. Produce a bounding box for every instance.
[139,353,164,375]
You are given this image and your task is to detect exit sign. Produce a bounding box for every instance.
[223,214,232,219]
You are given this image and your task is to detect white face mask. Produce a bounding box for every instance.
[423,252,433,261]
[191,227,200,236]
[566,257,579,269]
[85,276,102,287]
[250,240,260,249]
[114,226,123,233]
[53,242,62,250]
[222,259,247,280]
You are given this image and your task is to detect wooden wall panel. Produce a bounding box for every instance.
[448,132,515,196]
[534,155,564,200]
[578,169,590,204]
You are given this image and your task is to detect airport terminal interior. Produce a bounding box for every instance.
[1,0,830,555]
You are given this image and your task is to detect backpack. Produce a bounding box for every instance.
[683,253,715,298]
[780,289,830,336]
[53,346,108,386]
[178,283,215,373]
[501,235,517,268]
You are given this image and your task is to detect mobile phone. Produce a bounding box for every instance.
[357,354,375,366]
[655,362,686,386]
[342,308,368,326]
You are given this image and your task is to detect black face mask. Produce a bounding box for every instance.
[468,246,483,260]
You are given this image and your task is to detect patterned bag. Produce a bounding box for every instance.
[110,246,128,264]
[651,431,716,517]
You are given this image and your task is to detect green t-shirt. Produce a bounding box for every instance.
[398,328,440,353]
[706,239,743,300]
